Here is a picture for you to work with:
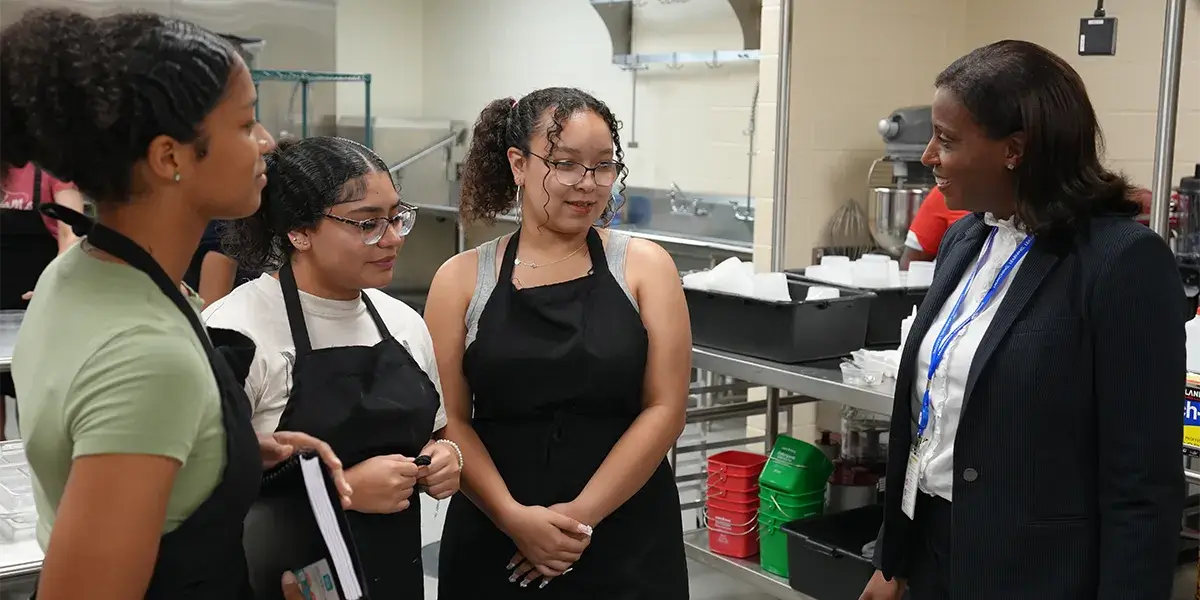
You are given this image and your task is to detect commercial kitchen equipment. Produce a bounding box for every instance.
[868,106,935,257]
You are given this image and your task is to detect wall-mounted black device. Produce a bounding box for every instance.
[1079,0,1118,56]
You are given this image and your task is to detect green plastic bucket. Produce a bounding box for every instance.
[758,487,825,521]
[758,435,833,494]
[758,513,789,577]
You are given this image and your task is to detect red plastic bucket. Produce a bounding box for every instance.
[706,494,759,514]
[706,501,759,559]
[707,450,767,494]
[707,483,760,503]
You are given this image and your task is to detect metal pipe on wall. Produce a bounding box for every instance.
[769,0,794,272]
[761,0,796,454]
[1148,0,1189,239]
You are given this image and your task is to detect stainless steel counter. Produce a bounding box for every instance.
[691,346,894,417]
[684,530,817,600]
[0,310,22,373]
[410,202,754,256]
[686,345,894,600]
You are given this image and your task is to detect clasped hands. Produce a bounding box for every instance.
[499,501,595,589]
[341,439,462,514]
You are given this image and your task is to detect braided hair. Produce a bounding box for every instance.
[0,8,238,203]
[222,136,393,271]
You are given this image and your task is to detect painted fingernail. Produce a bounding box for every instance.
[563,568,574,575]
[577,523,593,536]
[508,572,519,583]
[539,580,550,589]
[506,562,516,570]
[519,580,530,588]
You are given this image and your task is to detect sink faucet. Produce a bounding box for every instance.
[669,182,708,217]
[731,200,755,223]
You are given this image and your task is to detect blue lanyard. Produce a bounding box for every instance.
[916,229,1034,439]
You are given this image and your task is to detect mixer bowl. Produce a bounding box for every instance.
[869,186,930,256]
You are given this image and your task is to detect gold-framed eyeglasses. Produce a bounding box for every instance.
[324,203,418,245]
[527,151,623,187]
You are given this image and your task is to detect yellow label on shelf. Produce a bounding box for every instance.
[1185,373,1200,454]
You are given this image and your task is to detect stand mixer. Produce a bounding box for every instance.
[868,106,936,257]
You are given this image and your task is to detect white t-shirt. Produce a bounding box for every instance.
[201,274,447,435]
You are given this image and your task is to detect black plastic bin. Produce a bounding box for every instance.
[684,278,873,363]
[782,504,884,600]
[786,270,928,348]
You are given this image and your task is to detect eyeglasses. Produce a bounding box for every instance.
[324,204,418,245]
[528,151,623,187]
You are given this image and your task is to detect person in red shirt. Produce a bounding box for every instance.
[903,187,1154,270]
[900,186,970,268]
[0,163,87,306]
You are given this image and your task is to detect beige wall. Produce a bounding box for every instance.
[967,0,1200,192]
[750,0,1199,440]
[747,0,966,438]
[752,0,967,269]
[753,0,1200,271]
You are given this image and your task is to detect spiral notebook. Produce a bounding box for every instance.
[245,452,367,600]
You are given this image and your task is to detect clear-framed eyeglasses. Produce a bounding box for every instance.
[324,203,419,245]
[527,151,623,187]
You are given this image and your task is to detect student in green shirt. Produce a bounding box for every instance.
[2,8,349,600]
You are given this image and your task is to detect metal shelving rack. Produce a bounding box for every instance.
[250,69,374,148]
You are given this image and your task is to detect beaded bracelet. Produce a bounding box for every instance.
[435,438,464,471]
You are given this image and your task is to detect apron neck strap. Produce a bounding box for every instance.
[278,262,393,354]
[278,262,314,355]
[359,292,392,341]
[39,203,214,354]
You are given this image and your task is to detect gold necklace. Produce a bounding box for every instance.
[513,240,586,270]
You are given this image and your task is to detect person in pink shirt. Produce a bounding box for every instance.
[0,163,86,439]
[1,163,86,306]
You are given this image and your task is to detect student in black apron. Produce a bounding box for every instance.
[426,88,692,598]
[2,10,347,599]
[206,136,459,599]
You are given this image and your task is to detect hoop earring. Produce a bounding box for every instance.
[600,190,626,227]
[514,185,523,225]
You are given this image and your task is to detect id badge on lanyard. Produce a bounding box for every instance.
[901,229,1032,519]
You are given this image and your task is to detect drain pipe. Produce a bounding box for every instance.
[770,0,793,271]
[1148,0,1188,239]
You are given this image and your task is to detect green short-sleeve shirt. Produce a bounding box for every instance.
[12,243,226,550]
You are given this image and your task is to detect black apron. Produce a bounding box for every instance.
[243,262,439,599]
[437,227,689,599]
[1,168,56,311]
[34,204,262,599]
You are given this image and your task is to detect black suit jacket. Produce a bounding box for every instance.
[874,213,1186,599]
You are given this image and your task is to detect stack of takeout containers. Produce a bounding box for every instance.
[705,450,767,558]
[756,435,834,577]
[0,440,36,543]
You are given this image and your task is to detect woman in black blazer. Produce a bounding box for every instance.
[860,40,1186,600]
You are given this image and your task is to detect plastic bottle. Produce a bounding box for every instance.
[1186,306,1200,373]
[898,306,917,354]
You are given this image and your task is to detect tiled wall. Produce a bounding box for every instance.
[337,0,765,197]
[421,0,763,197]
[335,0,425,119]
[966,0,1200,191]
[751,0,968,269]
[748,0,1200,441]
[751,0,1200,271]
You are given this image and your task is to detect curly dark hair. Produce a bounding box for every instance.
[0,8,238,203]
[222,136,394,271]
[936,40,1138,238]
[458,86,627,225]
